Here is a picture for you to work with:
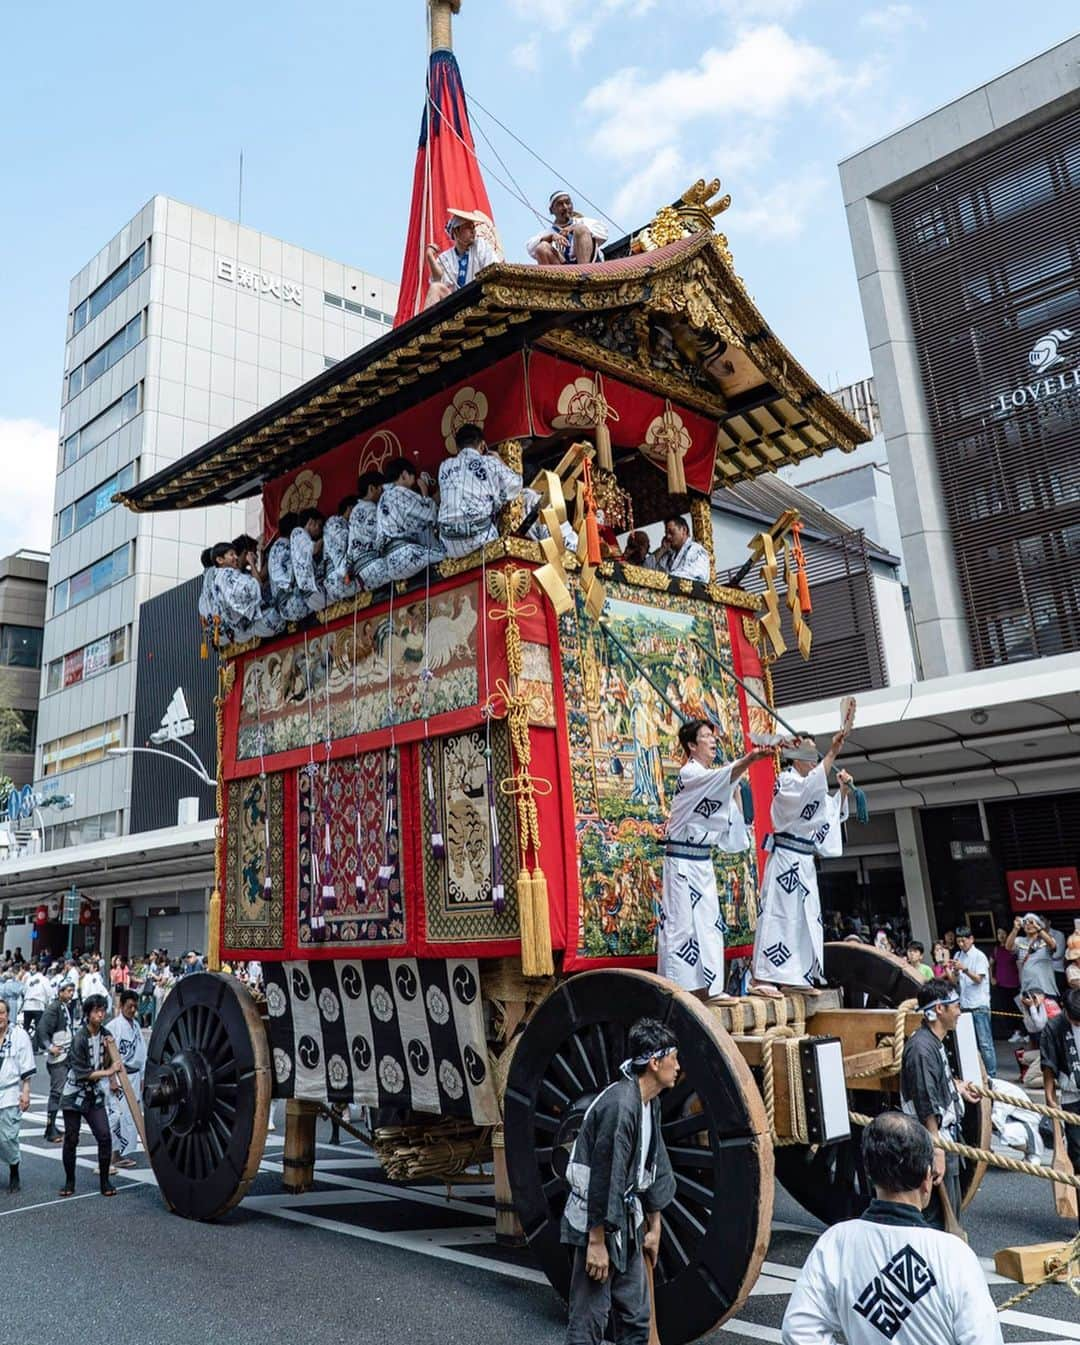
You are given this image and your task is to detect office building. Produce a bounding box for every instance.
[0,550,48,790]
[36,195,398,849]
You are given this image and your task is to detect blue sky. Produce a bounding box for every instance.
[2,2,1078,551]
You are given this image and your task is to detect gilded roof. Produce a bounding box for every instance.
[118,231,869,513]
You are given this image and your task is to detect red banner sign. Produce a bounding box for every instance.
[1007,867,1080,912]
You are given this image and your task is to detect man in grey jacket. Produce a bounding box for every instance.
[37,983,77,1142]
[561,1016,679,1344]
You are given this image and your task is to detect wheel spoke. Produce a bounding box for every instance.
[662,1113,717,1144]
[570,1032,599,1090]
[673,1171,714,1207]
[665,1145,714,1169]
[587,1023,612,1083]
[533,1111,560,1136]
[549,1050,586,1100]
[665,1195,708,1242]
[538,1076,572,1111]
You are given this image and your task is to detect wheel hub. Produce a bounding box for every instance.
[144,1048,215,1136]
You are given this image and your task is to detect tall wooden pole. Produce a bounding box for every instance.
[428,0,461,53]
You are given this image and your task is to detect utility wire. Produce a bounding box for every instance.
[465,91,625,235]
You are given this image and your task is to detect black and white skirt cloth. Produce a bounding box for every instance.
[263,958,498,1125]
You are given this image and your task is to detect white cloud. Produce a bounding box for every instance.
[584,26,862,162]
[859,3,926,33]
[509,0,657,59]
[0,419,56,556]
[611,134,766,223]
[511,37,541,72]
[696,0,805,16]
[729,169,830,241]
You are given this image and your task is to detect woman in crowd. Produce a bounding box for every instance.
[0,997,35,1192]
[1007,913,1059,1000]
[991,925,1022,1042]
[58,993,120,1198]
[932,941,950,978]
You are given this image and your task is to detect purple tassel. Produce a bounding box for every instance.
[377,750,398,890]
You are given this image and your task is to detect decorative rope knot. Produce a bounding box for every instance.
[499,773,553,802]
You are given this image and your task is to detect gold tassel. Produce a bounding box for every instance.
[667,444,687,495]
[596,421,613,473]
[517,871,539,976]
[527,868,554,976]
[207,887,223,972]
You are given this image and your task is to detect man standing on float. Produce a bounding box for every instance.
[660,720,771,1002]
[751,720,852,998]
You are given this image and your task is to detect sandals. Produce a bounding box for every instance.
[114,1158,138,1169]
[100,1184,117,1197]
[749,982,784,999]
[58,1187,76,1198]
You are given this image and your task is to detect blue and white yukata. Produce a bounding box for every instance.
[201,567,284,642]
[321,514,355,604]
[437,446,522,558]
[291,527,326,613]
[346,499,390,591]
[659,760,750,997]
[376,484,445,582]
[752,762,842,989]
[105,1011,146,1159]
[657,539,711,583]
[268,536,309,623]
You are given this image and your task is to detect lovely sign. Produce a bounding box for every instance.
[1007,867,1080,912]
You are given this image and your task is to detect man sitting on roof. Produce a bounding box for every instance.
[654,515,710,583]
[437,424,522,558]
[376,457,445,582]
[290,509,327,612]
[267,511,309,623]
[424,209,502,310]
[347,471,390,592]
[526,191,608,266]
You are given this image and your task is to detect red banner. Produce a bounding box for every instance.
[1008,867,1080,912]
[262,351,719,533]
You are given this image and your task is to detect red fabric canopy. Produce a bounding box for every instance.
[394,49,497,328]
[262,351,719,530]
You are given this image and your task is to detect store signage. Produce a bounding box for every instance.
[82,636,111,678]
[215,257,302,306]
[993,328,1080,413]
[1007,866,1080,911]
[949,840,989,860]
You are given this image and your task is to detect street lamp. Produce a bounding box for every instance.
[106,745,216,788]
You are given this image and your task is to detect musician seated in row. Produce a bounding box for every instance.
[654,515,711,582]
[437,424,522,557]
[199,542,284,643]
[376,457,445,581]
[322,495,358,604]
[526,190,608,266]
[347,472,390,592]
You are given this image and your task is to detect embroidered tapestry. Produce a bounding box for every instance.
[559,581,759,963]
[263,957,498,1124]
[296,752,406,948]
[421,726,520,944]
[235,584,480,759]
[224,773,285,950]
[521,641,556,727]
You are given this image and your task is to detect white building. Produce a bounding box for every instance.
[35,196,398,850]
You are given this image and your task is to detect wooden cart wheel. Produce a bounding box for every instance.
[774,942,990,1222]
[504,969,773,1345]
[143,972,271,1220]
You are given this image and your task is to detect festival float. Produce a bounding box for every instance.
[116,3,990,1340]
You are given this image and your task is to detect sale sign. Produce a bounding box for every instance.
[1007,867,1080,912]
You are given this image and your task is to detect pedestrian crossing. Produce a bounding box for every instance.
[12,1081,1080,1343]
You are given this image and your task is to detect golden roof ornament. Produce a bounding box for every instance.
[635,177,735,267]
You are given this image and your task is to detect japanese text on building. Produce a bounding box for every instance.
[216,258,302,307]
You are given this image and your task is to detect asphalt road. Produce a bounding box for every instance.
[7,1051,1080,1345]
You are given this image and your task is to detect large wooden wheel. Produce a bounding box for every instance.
[504,969,773,1345]
[774,942,991,1223]
[143,972,271,1220]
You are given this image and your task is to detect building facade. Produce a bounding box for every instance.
[0,551,47,790]
[37,196,398,847]
[807,34,1080,945]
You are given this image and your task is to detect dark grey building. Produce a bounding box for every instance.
[0,551,47,789]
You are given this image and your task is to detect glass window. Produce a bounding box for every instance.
[44,627,126,696]
[59,463,136,538]
[52,811,120,847]
[52,544,131,615]
[0,708,36,754]
[343,297,364,316]
[323,355,338,369]
[62,384,140,469]
[41,717,123,777]
[0,626,42,669]
[67,313,144,401]
[323,292,344,309]
[71,243,147,335]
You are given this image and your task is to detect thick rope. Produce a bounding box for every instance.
[971,1083,1080,1129]
[760,1026,807,1147]
[848,1111,1080,1189]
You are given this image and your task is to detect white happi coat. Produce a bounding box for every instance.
[268,537,308,622]
[659,760,750,996]
[658,539,711,583]
[106,1013,146,1158]
[752,762,837,988]
[346,499,390,590]
[434,237,500,290]
[376,484,445,581]
[290,528,325,612]
[781,1209,1002,1345]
